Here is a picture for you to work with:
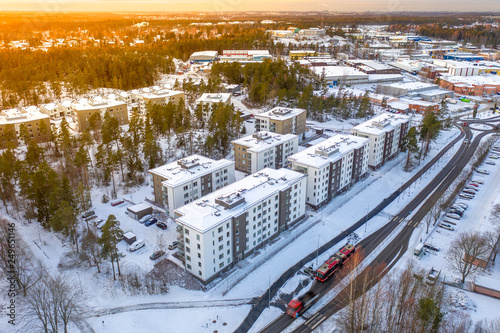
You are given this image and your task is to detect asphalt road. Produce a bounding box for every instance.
[235,125,469,333]
[288,125,494,333]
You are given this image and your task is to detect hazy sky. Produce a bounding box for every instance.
[0,0,498,12]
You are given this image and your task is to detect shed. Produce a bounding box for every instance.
[126,203,153,220]
[123,232,137,245]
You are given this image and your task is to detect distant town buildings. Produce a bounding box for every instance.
[174,167,306,283]
[148,155,235,217]
[231,131,298,174]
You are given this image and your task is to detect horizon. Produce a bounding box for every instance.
[1,0,499,13]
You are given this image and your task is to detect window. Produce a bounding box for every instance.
[198,262,202,267]
[185,238,190,244]
[220,262,224,268]
[185,229,189,235]
[218,236,223,242]
[186,247,190,253]
[186,255,191,261]
[187,264,192,270]
[199,271,202,276]
[197,253,201,258]
[219,253,224,259]
[183,185,189,191]
[219,245,223,250]
[196,234,200,241]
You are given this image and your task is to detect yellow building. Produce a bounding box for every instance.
[0,108,50,148]
[71,97,128,132]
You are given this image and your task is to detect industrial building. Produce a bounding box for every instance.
[345,59,401,75]
[288,135,370,209]
[174,168,307,283]
[351,113,411,169]
[189,51,219,63]
[219,50,272,62]
[254,107,307,136]
[231,131,298,174]
[439,75,500,96]
[148,155,235,217]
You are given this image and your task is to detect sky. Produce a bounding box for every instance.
[0,0,499,13]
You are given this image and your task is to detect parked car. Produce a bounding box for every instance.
[471,180,484,185]
[144,217,158,227]
[156,222,168,230]
[455,202,468,209]
[111,198,124,206]
[97,220,107,230]
[467,183,479,187]
[93,219,104,227]
[464,186,478,191]
[486,161,496,165]
[446,213,461,220]
[489,154,500,159]
[477,169,490,175]
[439,223,454,231]
[139,214,153,224]
[449,209,463,216]
[81,210,96,219]
[150,250,166,260]
[168,241,179,250]
[129,239,145,252]
[451,205,465,213]
[459,194,474,200]
[423,243,440,252]
[462,189,476,195]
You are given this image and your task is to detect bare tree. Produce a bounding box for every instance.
[424,212,434,234]
[483,230,500,263]
[439,312,472,333]
[490,203,500,229]
[474,317,500,333]
[446,232,489,284]
[80,230,103,273]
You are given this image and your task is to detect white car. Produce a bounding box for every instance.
[477,169,490,175]
[451,205,465,213]
[471,180,484,184]
[464,186,478,191]
[446,213,461,220]
[486,161,496,165]
[129,239,145,252]
[455,202,468,209]
[139,215,153,224]
[439,223,454,231]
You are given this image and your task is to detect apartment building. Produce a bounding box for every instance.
[231,131,298,174]
[254,107,307,136]
[148,155,235,217]
[174,168,307,283]
[195,93,232,122]
[351,113,411,169]
[71,97,128,132]
[288,135,370,209]
[0,108,50,148]
[132,89,185,113]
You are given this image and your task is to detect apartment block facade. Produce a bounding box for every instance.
[148,155,235,217]
[174,168,307,283]
[288,135,370,209]
[254,107,307,136]
[231,131,298,174]
[351,113,411,169]
[132,89,185,113]
[71,97,128,132]
[0,108,51,148]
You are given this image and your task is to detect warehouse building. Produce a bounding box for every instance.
[190,51,218,63]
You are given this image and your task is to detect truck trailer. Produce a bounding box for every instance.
[286,291,319,318]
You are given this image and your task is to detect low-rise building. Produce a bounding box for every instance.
[174,168,307,283]
[132,89,185,113]
[0,108,50,148]
[71,97,128,132]
[439,75,500,96]
[231,131,298,173]
[288,135,370,209]
[376,82,439,97]
[39,103,59,118]
[346,59,401,75]
[148,155,235,217]
[409,101,440,113]
[351,113,411,169]
[189,51,218,63]
[254,107,307,136]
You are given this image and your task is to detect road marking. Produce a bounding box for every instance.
[310,315,326,330]
[305,313,321,325]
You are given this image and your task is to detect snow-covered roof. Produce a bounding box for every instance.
[72,97,126,111]
[352,113,411,136]
[40,103,57,111]
[288,135,370,169]
[231,131,297,153]
[0,108,49,125]
[149,154,234,188]
[312,66,368,79]
[127,203,152,214]
[441,74,500,86]
[190,51,218,58]
[475,275,500,292]
[196,93,231,104]
[133,89,184,100]
[255,107,306,121]
[379,82,437,90]
[175,168,306,233]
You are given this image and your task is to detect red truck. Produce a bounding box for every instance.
[286,291,319,318]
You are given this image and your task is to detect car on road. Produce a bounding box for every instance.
[463,139,469,144]
[111,198,125,206]
[156,222,167,230]
[129,239,145,252]
[168,241,179,250]
[139,214,153,224]
[471,180,484,184]
[485,161,496,165]
[439,223,454,231]
[463,122,468,126]
[144,217,158,227]
[476,169,490,175]
[150,250,166,260]
[82,210,96,219]
[423,243,440,252]
[446,213,461,220]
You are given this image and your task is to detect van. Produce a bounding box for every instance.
[414,243,424,256]
[446,213,461,220]
[129,239,145,252]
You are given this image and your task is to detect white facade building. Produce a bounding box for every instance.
[231,131,298,173]
[351,113,411,169]
[148,155,235,217]
[174,168,307,283]
[288,135,370,209]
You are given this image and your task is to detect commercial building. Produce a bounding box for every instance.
[148,155,235,217]
[231,131,298,173]
[288,135,370,209]
[376,82,440,97]
[443,53,484,62]
[389,59,423,74]
[189,51,218,63]
[351,113,411,169]
[71,97,128,132]
[345,59,400,75]
[132,89,185,113]
[289,50,328,60]
[0,108,51,148]
[439,75,500,96]
[408,101,440,113]
[299,28,326,37]
[254,107,307,136]
[219,50,272,62]
[174,168,307,283]
[313,66,368,86]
